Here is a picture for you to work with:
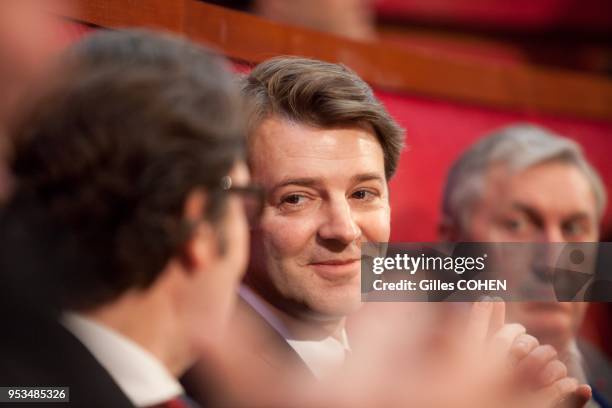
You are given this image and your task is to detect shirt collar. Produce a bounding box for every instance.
[565,340,588,383]
[62,312,183,407]
[239,284,350,379]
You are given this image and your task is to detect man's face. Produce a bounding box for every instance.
[467,161,599,243]
[461,161,599,351]
[249,117,390,320]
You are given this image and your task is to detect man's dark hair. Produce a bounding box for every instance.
[0,29,245,311]
[243,56,404,179]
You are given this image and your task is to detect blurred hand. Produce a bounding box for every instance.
[316,300,592,408]
[188,300,591,408]
[463,300,592,408]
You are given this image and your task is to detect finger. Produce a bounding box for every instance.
[572,384,593,408]
[465,300,494,348]
[552,381,591,408]
[538,360,567,386]
[510,333,539,363]
[560,384,593,408]
[490,323,526,357]
[536,377,579,407]
[516,344,558,386]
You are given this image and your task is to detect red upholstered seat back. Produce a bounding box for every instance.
[378,90,612,241]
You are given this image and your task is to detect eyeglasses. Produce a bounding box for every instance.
[219,175,265,226]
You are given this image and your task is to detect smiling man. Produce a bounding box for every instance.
[232,57,404,378]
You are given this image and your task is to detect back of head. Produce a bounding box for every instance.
[242,56,404,179]
[0,29,245,312]
[442,123,607,230]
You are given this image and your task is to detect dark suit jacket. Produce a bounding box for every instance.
[232,297,312,376]
[0,309,134,408]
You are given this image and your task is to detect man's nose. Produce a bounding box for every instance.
[540,225,565,244]
[317,198,361,244]
[535,226,565,274]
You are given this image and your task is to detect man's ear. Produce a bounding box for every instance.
[181,189,216,272]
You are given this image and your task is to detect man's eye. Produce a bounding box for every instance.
[563,222,585,237]
[352,189,376,200]
[281,194,307,206]
[503,219,524,231]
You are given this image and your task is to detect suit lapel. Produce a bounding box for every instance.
[233,297,313,377]
[0,314,135,408]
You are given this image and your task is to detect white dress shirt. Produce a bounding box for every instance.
[62,313,184,407]
[240,285,350,379]
[566,341,588,384]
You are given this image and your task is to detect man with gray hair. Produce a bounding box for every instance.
[440,123,611,407]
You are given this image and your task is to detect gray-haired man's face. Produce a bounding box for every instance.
[457,160,599,353]
[466,161,599,243]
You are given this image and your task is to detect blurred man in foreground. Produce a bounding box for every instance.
[440,124,611,407]
[0,29,254,407]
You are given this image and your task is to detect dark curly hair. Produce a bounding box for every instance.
[0,30,245,311]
